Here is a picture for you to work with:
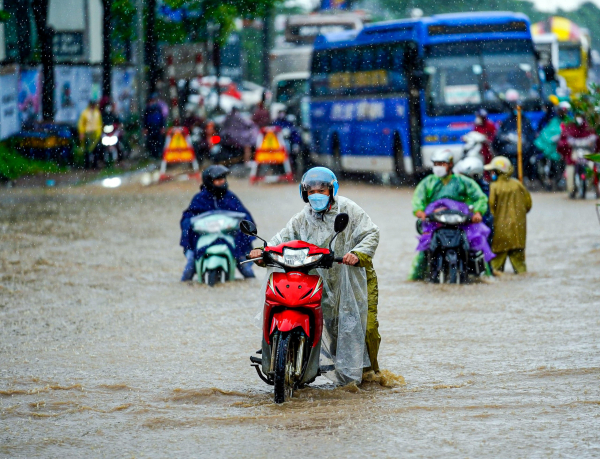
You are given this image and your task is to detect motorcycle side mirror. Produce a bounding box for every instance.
[334,213,349,233]
[239,220,268,247]
[239,220,257,236]
[329,213,350,251]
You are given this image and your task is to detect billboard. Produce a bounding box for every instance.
[54,66,93,124]
[0,72,20,139]
[18,68,42,127]
[111,68,136,119]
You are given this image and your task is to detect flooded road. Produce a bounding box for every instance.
[1,178,600,457]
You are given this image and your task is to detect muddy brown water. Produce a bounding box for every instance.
[1,179,599,457]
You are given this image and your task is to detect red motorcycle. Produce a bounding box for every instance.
[239,213,349,403]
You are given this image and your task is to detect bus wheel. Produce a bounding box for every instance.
[393,133,404,178]
[332,136,343,177]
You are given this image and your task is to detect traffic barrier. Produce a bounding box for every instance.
[249,126,294,184]
[159,126,199,182]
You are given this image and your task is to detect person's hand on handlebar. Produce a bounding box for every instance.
[472,212,483,223]
[341,252,359,266]
[249,248,263,259]
[415,210,427,221]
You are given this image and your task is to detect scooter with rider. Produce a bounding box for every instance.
[246,167,381,400]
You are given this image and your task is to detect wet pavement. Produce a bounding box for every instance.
[1,178,599,457]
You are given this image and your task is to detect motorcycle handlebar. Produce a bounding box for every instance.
[244,251,346,267]
[240,257,263,265]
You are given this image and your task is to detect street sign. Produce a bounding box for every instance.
[53,32,84,58]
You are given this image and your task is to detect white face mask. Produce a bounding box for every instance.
[432,165,448,177]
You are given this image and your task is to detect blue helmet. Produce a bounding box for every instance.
[299,167,339,203]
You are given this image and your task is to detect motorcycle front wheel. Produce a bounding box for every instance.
[574,166,587,199]
[274,332,295,403]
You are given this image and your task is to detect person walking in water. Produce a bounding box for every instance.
[484,156,532,274]
[78,99,103,169]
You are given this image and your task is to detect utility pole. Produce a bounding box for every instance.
[145,0,158,94]
[31,0,54,121]
[136,0,145,149]
[262,9,271,88]
[101,0,112,98]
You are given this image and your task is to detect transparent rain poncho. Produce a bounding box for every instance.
[262,196,380,385]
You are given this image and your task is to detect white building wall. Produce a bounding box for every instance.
[48,0,102,63]
[48,0,85,30]
[87,0,103,63]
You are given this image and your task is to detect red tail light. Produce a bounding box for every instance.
[211,135,221,144]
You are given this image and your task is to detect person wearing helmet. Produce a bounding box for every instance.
[180,165,256,281]
[473,109,496,165]
[249,167,381,382]
[557,110,600,198]
[272,109,303,173]
[453,156,494,241]
[414,149,488,221]
[534,102,571,190]
[537,101,556,133]
[484,156,532,274]
[410,149,490,280]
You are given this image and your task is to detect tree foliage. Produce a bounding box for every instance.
[111,0,283,47]
[571,84,600,135]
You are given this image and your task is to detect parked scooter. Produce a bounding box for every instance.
[190,210,247,286]
[568,135,600,199]
[417,206,486,284]
[240,213,350,403]
[100,123,124,166]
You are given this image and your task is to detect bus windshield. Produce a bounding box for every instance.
[425,39,541,116]
[558,44,582,69]
[275,79,309,103]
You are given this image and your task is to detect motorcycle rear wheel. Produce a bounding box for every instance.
[449,264,458,284]
[274,333,295,404]
[206,269,221,287]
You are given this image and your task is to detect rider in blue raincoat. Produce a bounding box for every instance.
[180,165,255,280]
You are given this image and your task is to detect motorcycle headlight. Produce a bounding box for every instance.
[103,125,115,134]
[101,136,118,146]
[270,248,322,267]
[434,213,468,225]
[194,218,226,233]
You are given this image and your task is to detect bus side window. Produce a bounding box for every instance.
[360,47,376,71]
[311,50,332,96]
[330,49,352,95]
[389,45,408,93]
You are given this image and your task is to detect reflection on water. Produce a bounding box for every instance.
[1,181,600,456]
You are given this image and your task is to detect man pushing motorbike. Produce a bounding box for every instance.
[249,167,381,381]
[410,149,493,280]
[180,165,256,281]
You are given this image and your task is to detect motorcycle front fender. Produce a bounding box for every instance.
[270,310,310,338]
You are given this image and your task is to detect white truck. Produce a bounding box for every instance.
[270,13,366,79]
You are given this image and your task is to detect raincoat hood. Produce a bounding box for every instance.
[498,164,515,178]
[265,196,380,384]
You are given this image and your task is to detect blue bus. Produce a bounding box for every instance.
[309,12,544,176]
